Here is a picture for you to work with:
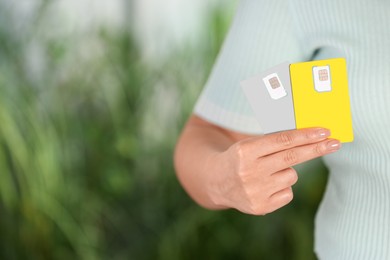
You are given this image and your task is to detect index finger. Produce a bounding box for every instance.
[251,128,331,158]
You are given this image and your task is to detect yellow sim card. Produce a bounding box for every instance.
[290,58,353,142]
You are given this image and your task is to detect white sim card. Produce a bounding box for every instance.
[262,73,287,100]
[313,65,332,92]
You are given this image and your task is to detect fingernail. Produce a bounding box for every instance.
[326,140,341,151]
[315,128,331,138]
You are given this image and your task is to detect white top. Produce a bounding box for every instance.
[194,0,390,259]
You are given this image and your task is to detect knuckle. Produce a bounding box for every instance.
[286,168,298,185]
[314,143,326,155]
[277,188,294,208]
[276,132,294,147]
[284,189,294,203]
[246,195,267,215]
[263,206,276,216]
[283,150,298,165]
[262,189,295,215]
[305,131,316,140]
[262,201,278,215]
[249,203,266,216]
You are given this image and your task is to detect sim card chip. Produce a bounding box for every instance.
[313,65,332,92]
[262,73,287,100]
[269,77,281,89]
[318,69,329,81]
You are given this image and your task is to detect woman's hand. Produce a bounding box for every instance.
[174,116,341,216]
[205,128,340,215]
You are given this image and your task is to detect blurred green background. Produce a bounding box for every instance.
[0,1,328,259]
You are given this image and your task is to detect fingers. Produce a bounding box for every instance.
[265,187,294,214]
[222,128,341,216]
[243,168,298,215]
[261,138,341,174]
[246,127,331,158]
[247,186,295,216]
[256,170,297,215]
[269,167,298,190]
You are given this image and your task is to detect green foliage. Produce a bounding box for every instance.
[0,2,328,260]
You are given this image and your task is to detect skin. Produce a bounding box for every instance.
[174,115,341,215]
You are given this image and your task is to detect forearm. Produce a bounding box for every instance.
[174,116,238,209]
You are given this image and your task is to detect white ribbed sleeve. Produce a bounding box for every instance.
[194,0,303,134]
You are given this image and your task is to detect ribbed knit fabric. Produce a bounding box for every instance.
[194,0,390,259]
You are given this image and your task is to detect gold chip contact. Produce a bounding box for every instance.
[319,69,329,81]
[269,76,281,89]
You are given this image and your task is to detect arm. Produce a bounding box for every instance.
[174,115,340,215]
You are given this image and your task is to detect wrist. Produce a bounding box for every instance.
[203,151,232,210]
